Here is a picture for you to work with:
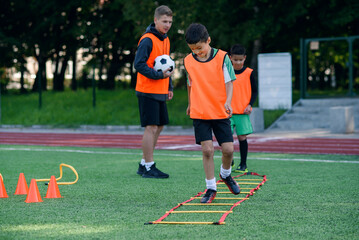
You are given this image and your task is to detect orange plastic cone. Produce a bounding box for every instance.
[45,175,62,198]
[14,173,29,195]
[0,174,9,198]
[25,179,43,203]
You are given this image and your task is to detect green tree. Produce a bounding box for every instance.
[0,0,33,92]
[2,0,359,93]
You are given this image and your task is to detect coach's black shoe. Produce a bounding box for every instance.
[231,160,235,169]
[220,174,240,195]
[142,163,169,179]
[137,163,146,175]
[200,189,217,203]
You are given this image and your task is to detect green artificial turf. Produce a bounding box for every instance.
[0,145,358,239]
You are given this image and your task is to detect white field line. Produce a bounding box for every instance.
[1,147,358,164]
[160,144,198,150]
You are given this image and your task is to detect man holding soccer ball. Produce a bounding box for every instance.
[134,5,174,178]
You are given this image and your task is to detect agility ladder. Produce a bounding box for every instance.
[146,172,266,225]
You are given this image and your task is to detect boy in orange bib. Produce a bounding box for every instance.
[229,44,258,173]
[184,23,240,203]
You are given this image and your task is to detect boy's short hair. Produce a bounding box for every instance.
[154,5,172,18]
[230,44,246,56]
[185,23,209,44]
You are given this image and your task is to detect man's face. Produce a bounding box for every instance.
[154,15,173,35]
[230,54,246,70]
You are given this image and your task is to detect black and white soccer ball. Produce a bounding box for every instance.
[153,55,175,73]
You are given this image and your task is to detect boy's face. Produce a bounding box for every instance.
[187,37,211,60]
[154,15,173,35]
[230,54,246,70]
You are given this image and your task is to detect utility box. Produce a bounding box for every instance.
[330,106,355,133]
[250,108,264,132]
[258,53,292,109]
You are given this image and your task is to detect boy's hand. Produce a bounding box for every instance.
[186,105,190,116]
[243,105,252,114]
[162,68,174,78]
[225,103,232,117]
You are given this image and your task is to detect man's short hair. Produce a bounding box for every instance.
[185,23,209,44]
[154,5,172,19]
[230,44,246,56]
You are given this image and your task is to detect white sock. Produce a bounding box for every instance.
[220,164,231,178]
[140,159,145,165]
[205,178,217,191]
[144,161,154,171]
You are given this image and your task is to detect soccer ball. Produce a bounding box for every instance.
[153,55,175,73]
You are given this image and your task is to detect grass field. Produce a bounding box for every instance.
[1,89,286,128]
[1,145,358,239]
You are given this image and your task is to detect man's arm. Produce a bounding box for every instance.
[134,38,164,80]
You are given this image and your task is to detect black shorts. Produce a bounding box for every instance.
[138,95,169,127]
[193,119,233,146]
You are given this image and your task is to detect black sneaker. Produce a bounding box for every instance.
[142,163,169,179]
[231,160,235,168]
[220,174,240,195]
[200,189,217,203]
[137,163,146,175]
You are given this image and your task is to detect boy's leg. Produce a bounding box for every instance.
[239,135,248,167]
[212,119,239,195]
[232,114,252,172]
[219,142,240,195]
[200,140,217,203]
[193,120,218,203]
[229,117,236,168]
[201,140,215,180]
[234,135,249,173]
[211,119,234,169]
[221,142,234,169]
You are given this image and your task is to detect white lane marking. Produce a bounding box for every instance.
[1,147,358,164]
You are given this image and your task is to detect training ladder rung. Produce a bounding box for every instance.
[151,221,225,225]
[218,182,260,185]
[194,197,248,200]
[217,191,252,194]
[167,210,232,213]
[182,203,234,206]
[233,179,263,181]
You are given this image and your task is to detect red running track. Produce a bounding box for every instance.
[1,132,359,155]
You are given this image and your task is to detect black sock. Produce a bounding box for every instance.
[239,139,248,167]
